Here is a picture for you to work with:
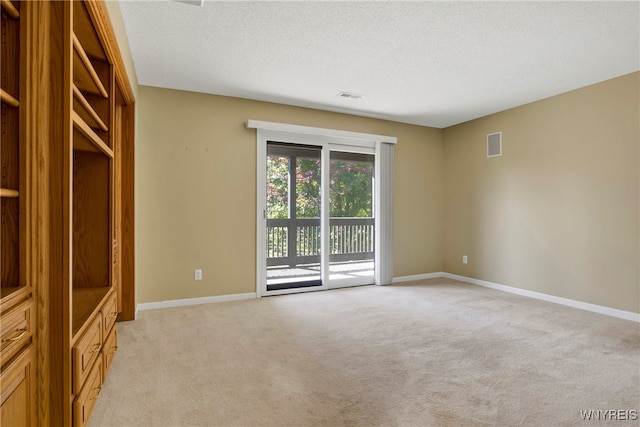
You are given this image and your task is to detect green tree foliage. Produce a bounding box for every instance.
[266,155,288,219]
[266,155,373,219]
[296,158,320,218]
[330,160,373,217]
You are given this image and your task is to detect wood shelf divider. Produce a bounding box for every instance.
[0,188,19,198]
[0,287,31,314]
[71,287,111,339]
[0,0,19,19]
[72,111,113,158]
[73,85,108,131]
[73,1,107,62]
[0,88,19,107]
[72,33,108,98]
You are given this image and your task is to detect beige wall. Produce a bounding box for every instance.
[136,86,443,303]
[443,72,640,313]
[105,0,637,314]
[135,72,638,313]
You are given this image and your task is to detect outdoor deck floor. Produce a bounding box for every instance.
[267,261,374,285]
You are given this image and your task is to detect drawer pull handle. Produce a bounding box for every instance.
[2,328,28,342]
[89,343,101,353]
[90,386,102,400]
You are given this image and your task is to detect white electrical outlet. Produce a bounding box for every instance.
[462,255,468,264]
[194,269,202,280]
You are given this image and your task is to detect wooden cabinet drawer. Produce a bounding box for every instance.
[0,299,33,368]
[102,325,117,379]
[0,345,35,427]
[72,313,102,394]
[73,355,102,427]
[101,291,118,336]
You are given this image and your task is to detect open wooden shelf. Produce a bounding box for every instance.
[72,287,110,338]
[0,188,19,198]
[1,0,21,325]
[73,1,107,62]
[72,111,113,157]
[0,285,25,300]
[72,34,108,98]
[73,85,108,132]
[0,0,19,19]
[0,88,19,107]
[0,286,31,314]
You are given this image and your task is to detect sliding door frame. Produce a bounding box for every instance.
[325,145,376,290]
[249,120,396,298]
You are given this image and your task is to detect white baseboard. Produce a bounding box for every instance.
[137,292,257,312]
[134,275,639,323]
[443,273,640,323]
[392,272,445,284]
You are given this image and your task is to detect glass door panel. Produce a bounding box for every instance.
[266,142,322,291]
[328,151,375,286]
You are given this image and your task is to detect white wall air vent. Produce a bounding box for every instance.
[487,132,502,158]
[338,91,363,100]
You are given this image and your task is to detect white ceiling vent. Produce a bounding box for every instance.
[338,91,363,100]
[172,0,204,6]
[487,132,502,158]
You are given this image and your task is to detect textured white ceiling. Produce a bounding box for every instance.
[119,1,639,128]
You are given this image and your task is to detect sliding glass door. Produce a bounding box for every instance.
[328,151,375,287]
[266,143,323,291]
[264,141,375,294]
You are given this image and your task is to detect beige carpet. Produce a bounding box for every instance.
[89,279,640,426]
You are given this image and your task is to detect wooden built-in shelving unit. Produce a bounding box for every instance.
[1,0,136,425]
[70,1,114,346]
[1,1,36,425]
[1,0,24,300]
